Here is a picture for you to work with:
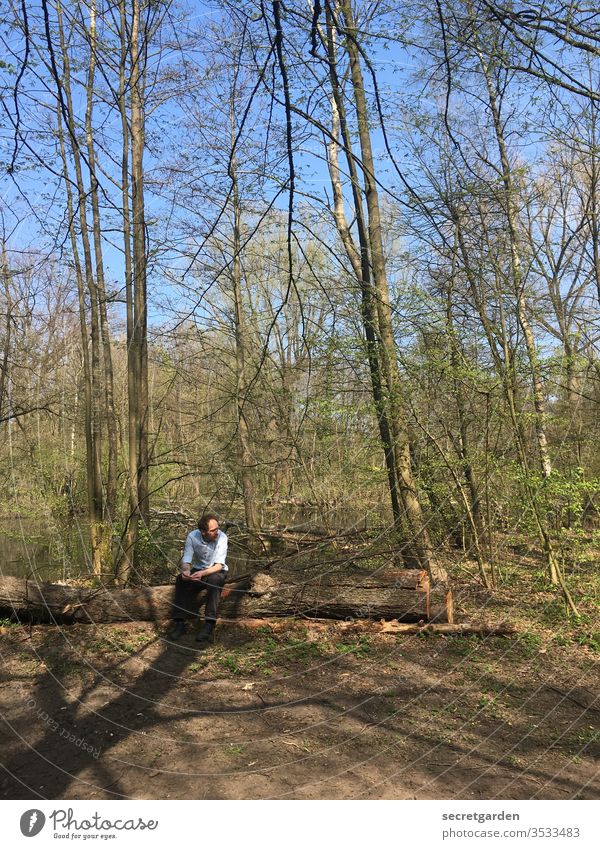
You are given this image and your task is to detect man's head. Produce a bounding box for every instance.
[198,513,220,541]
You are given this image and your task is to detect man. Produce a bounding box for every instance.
[168,514,228,643]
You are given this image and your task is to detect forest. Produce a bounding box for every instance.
[0,0,598,802]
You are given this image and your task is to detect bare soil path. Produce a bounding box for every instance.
[1,617,598,800]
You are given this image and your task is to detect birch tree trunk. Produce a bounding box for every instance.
[55,0,106,576]
[84,0,118,524]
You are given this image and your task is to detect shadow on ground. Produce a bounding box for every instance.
[0,620,598,799]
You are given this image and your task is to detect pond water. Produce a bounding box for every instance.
[0,517,91,582]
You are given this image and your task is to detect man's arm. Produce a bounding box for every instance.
[188,533,227,579]
[191,562,224,577]
[213,532,228,566]
[181,532,194,576]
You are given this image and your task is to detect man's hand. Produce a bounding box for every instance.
[188,569,207,581]
[181,568,207,582]
[181,564,224,581]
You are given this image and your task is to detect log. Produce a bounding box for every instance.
[377,621,516,636]
[243,569,436,621]
[428,582,455,624]
[219,618,516,637]
[0,575,203,624]
[0,568,453,624]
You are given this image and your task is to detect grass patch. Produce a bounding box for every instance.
[332,635,372,657]
[574,631,600,653]
[90,627,153,656]
[218,653,247,675]
[517,631,542,657]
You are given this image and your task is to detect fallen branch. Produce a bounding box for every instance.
[377,621,516,636]
[212,617,514,636]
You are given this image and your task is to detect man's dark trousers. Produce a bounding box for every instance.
[172,571,226,623]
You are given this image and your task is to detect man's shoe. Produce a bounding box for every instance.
[168,620,185,640]
[195,622,215,644]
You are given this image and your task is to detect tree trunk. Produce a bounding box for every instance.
[116,0,150,585]
[587,97,600,304]
[324,27,402,525]
[229,100,259,531]
[84,0,118,524]
[337,0,447,582]
[0,244,12,426]
[475,49,575,595]
[130,0,150,532]
[477,48,553,482]
[55,2,106,576]
[116,0,138,585]
[0,569,454,624]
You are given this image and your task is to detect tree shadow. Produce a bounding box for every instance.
[1,624,598,800]
[0,625,198,798]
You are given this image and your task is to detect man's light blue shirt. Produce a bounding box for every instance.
[182,529,228,572]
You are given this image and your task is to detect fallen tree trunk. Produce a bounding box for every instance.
[0,569,453,624]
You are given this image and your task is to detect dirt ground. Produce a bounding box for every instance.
[0,606,598,800]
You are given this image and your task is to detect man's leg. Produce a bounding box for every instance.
[196,571,226,642]
[169,574,202,639]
